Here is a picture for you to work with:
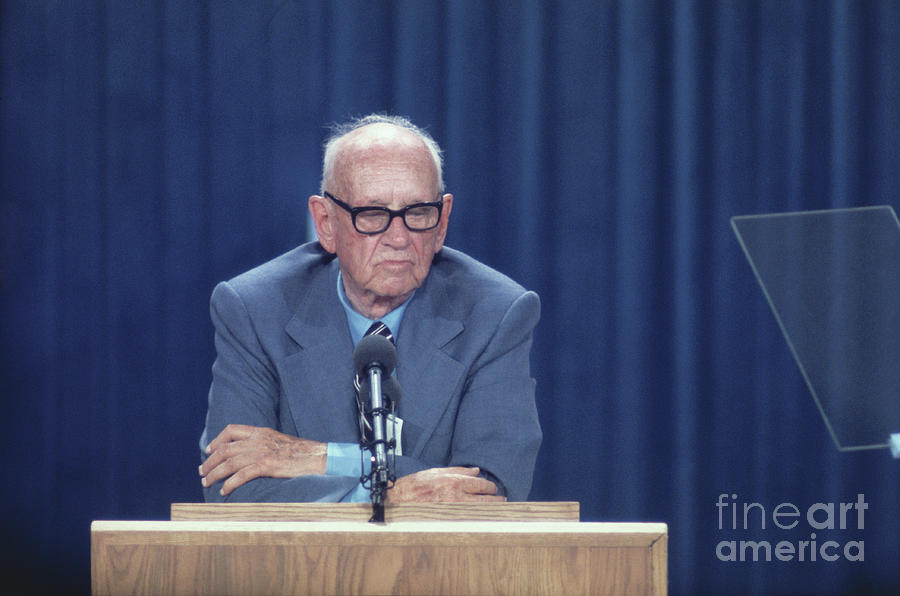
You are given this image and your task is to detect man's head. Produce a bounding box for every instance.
[309,115,453,319]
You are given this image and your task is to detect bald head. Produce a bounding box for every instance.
[321,114,444,194]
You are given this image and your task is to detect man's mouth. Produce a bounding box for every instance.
[377,257,413,267]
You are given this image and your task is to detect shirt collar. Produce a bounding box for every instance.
[336,270,414,346]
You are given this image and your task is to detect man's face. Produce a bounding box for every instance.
[311,125,452,315]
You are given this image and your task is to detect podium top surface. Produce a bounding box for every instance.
[92,519,667,549]
[170,501,581,523]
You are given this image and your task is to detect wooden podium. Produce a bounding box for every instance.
[91,503,667,595]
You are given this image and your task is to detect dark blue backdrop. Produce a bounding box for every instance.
[2,1,899,594]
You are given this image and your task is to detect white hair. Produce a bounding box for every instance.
[320,114,445,193]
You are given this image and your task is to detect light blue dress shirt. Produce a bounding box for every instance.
[325,271,413,502]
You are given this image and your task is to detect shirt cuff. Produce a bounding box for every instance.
[326,442,367,477]
[326,442,371,503]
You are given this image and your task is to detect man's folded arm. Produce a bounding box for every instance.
[447,290,543,502]
[201,471,361,503]
[199,433,442,503]
[201,282,351,502]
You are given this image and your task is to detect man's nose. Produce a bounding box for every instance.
[383,215,411,246]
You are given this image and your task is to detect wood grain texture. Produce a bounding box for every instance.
[92,520,667,595]
[170,501,580,522]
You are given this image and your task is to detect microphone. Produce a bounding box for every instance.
[353,334,397,379]
[357,375,403,425]
[357,375,403,458]
[352,334,397,522]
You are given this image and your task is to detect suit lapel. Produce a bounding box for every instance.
[395,271,465,458]
[278,262,359,443]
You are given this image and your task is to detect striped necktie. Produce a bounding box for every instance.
[364,321,394,344]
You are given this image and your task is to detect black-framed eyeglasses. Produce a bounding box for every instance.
[324,191,443,235]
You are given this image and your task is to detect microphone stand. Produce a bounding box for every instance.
[353,334,398,524]
[366,365,389,522]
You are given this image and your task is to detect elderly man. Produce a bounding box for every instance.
[198,115,541,503]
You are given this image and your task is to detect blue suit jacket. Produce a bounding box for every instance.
[200,242,542,502]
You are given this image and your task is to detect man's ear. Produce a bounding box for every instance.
[308,195,336,253]
[433,193,453,251]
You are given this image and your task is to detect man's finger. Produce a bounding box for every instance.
[460,475,499,495]
[220,462,265,496]
[201,450,259,488]
[199,441,235,476]
[205,423,255,454]
[442,466,480,476]
[199,434,247,477]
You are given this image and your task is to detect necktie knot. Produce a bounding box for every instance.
[365,321,394,344]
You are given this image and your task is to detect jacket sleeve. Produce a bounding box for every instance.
[447,290,543,501]
[200,281,361,502]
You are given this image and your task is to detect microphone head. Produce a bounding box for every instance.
[353,334,397,376]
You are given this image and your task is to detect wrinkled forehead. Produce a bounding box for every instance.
[332,125,439,197]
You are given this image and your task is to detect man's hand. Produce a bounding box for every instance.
[199,424,326,496]
[388,467,506,503]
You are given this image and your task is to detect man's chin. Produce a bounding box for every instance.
[369,278,419,301]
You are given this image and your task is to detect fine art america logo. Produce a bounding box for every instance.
[715,493,867,562]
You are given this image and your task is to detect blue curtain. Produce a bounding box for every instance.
[2,1,899,594]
